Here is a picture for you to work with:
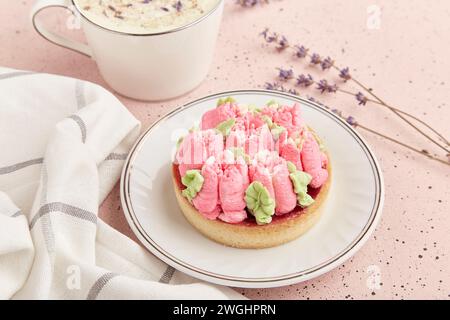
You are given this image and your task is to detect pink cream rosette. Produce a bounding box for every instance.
[192,161,222,220]
[177,130,224,177]
[271,103,304,135]
[272,161,298,215]
[201,102,239,130]
[300,133,328,188]
[218,164,249,223]
[250,152,297,215]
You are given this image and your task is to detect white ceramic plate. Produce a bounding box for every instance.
[120,90,384,288]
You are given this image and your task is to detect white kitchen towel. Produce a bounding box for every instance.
[0,67,243,300]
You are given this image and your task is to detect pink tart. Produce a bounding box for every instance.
[172,98,331,248]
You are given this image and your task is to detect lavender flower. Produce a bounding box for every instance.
[310,53,321,65]
[264,82,283,91]
[356,92,368,106]
[277,68,294,81]
[307,96,330,109]
[306,95,330,110]
[296,74,314,87]
[294,45,309,58]
[339,67,351,82]
[316,79,338,94]
[236,0,257,6]
[277,35,289,51]
[308,96,318,103]
[260,28,278,44]
[260,28,269,39]
[346,116,357,127]
[321,56,334,70]
[331,108,343,117]
[264,82,298,95]
[287,88,300,95]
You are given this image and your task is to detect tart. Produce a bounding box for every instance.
[172,98,331,249]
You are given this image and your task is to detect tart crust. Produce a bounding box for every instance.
[172,160,331,249]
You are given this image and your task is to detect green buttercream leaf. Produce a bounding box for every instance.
[229,147,251,163]
[217,97,236,107]
[181,170,204,202]
[189,125,199,133]
[176,136,184,150]
[271,123,286,140]
[298,192,315,207]
[245,181,275,225]
[290,171,312,193]
[266,100,278,107]
[216,118,236,137]
[260,115,273,127]
[287,161,297,174]
[248,104,262,114]
[287,163,315,208]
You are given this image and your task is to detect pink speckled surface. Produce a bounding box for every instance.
[1,0,449,299]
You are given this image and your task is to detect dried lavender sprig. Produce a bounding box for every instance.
[340,109,450,165]
[261,28,289,51]
[261,29,450,149]
[284,68,444,146]
[304,94,442,163]
[350,75,450,151]
[264,84,450,166]
[329,59,449,150]
[358,124,450,166]
[336,88,449,144]
[264,82,299,95]
[345,83,449,148]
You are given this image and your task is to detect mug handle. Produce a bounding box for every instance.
[31,0,92,58]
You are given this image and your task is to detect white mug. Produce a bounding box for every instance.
[31,0,224,101]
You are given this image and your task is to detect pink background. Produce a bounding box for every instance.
[1,0,449,299]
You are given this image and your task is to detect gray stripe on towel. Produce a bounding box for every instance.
[105,153,128,161]
[12,210,23,217]
[159,266,176,284]
[0,158,43,175]
[68,115,87,143]
[86,272,118,300]
[30,202,97,229]
[39,165,56,254]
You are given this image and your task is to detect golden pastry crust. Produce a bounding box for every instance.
[172,162,331,249]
